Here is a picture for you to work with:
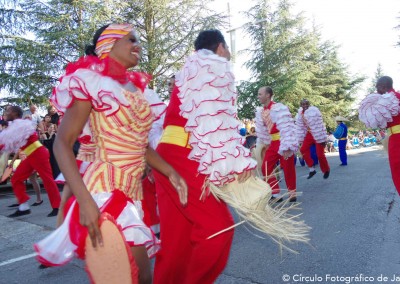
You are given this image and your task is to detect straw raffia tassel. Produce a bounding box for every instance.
[207,176,310,253]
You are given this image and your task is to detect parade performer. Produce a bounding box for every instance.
[0,105,60,217]
[359,76,400,195]
[34,24,187,284]
[296,99,330,179]
[255,86,298,202]
[153,30,309,284]
[333,116,348,166]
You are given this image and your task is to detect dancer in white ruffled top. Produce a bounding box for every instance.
[296,99,330,179]
[255,86,298,202]
[359,76,400,195]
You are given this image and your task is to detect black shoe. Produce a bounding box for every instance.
[270,196,283,203]
[38,264,50,269]
[8,203,19,208]
[47,208,59,217]
[307,170,317,179]
[339,164,347,166]
[323,171,330,179]
[8,209,31,217]
[31,200,44,206]
[289,197,297,202]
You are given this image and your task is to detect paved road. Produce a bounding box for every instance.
[1,146,400,284]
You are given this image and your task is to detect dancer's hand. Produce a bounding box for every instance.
[168,171,188,206]
[282,150,293,160]
[238,169,253,183]
[79,198,103,248]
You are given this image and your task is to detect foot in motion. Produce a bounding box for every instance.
[32,200,44,206]
[323,171,330,179]
[8,209,31,217]
[270,196,283,203]
[339,164,347,166]
[47,208,59,217]
[307,170,317,179]
[8,203,19,208]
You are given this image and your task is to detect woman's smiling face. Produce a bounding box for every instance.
[109,32,141,69]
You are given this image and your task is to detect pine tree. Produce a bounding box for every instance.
[0,0,225,105]
[237,0,364,131]
[367,63,384,94]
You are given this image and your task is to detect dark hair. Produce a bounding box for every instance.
[85,24,111,56]
[377,76,393,89]
[265,86,274,97]
[194,29,226,53]
[10,105,23,118]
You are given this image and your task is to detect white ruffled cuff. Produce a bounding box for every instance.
[304,106,327,143]
[255,107,271,145]
[295,109,307,144]
[176,50,256,186]
[270,103,298,155]
[52,69,130,116]
[0,119,37,152]
[358,92,400,129]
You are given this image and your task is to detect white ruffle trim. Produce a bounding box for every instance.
[255,107,271,145]
[358,92,400,128]
[35,192,160,266]
[176,49,256,186]
[0,119,37,152]
[296,106,327,143]
[52,69,130,116]
[295,109,308,144]
[270,103,298,155]
[144,88,166,149]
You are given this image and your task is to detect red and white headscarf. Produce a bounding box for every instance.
[95,24,134,59]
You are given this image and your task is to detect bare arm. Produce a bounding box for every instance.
[145,147,188,206]
[9,150,20,168]
[54,100,103,248]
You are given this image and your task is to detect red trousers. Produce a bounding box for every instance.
[141,176,160,232]
[300,132,330,173]
[389,133,400,195]
[11,146,61,208]
[153,143,234,284]
[261,140,296,194]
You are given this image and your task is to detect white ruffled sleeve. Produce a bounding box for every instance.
[304,106,327,143]
[295,108,307,144]
[270,103,298,155]
[144,88,167,149]
[51,69,130,116]
[255,107,271,145]
[176,49,257,186]
[358,92,400,129]
[0,119,37,153]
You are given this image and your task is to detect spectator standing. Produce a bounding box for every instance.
[333,116,348,166]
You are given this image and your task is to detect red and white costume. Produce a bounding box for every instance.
[359,90,400,194]
[296,106,330,174]
[255,102,298,195]
[153,49,257,284]
[34,56,160,267]
[0,119,61,208]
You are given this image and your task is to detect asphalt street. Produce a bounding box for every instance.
[1,145,399,284]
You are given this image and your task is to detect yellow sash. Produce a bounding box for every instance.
[22,141,42,156]
[159,125,192,148]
